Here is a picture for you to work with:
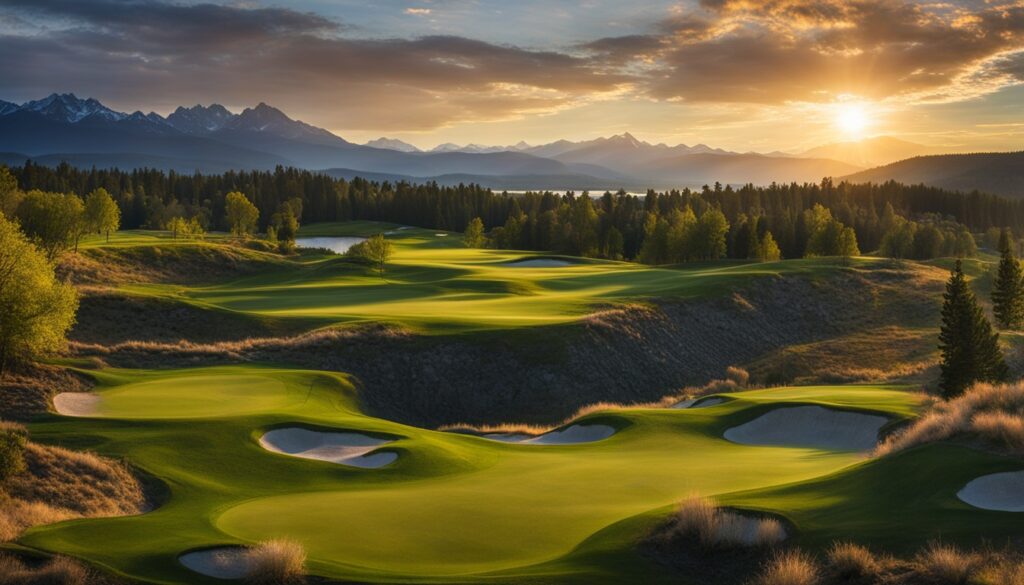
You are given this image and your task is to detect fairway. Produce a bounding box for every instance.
[17,366,1024,584]
[97,223,894,333]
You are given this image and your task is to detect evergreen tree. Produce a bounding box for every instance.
[992,228,1024,329]
[938,260,1008,398]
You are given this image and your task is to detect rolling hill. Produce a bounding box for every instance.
[842,151,1024,198]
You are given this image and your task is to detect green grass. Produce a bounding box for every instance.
[90,222,897,334]
[16,366,1022,584]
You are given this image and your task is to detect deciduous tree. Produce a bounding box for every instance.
[84,188,121,242]
[15,191,85,260]
[0,213,78,378]
[225,191,259,237]
[464,217,485,248]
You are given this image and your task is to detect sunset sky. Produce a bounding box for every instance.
[1,0,1022,152]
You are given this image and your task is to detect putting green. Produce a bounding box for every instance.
[18,366,1023,584]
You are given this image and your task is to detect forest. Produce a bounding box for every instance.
[6,161,1021,261]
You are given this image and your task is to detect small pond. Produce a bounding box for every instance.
[295,237,366,254]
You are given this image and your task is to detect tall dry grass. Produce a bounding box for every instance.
[915,542,981,584]
[244,539,306,585]
[665,495,786,549]
[876,382,1024,457]
[755,550,820,585]
[825,541,885,580]
[0,441,147,541]
[0,554,101,585]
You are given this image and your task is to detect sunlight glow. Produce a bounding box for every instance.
[836,103,870,138]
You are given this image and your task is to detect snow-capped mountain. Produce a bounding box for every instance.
[165,104,235,134]
[17,93,127,123]
[365,138,421,152]
[0,100,17,117]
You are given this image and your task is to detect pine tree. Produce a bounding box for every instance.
[991,229,1024,329]
[939,260,1008,398]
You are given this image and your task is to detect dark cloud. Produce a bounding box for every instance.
[586,0,1024,104]
[0,0,631,129]
[1,0,1020,130]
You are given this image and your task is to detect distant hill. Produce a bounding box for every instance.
[800,136,942,167]
[842,152,1024,198]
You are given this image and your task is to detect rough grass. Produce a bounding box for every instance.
[0,553,113,585]
[662,495,786,549]
[915,542,981,584]
[244,539,306,585]
[0,441,147,541]
[876,382,1024,457]
[755,550,820,585]
[825,542,884,580]
[58,241,282,286]
[0,365,93,421]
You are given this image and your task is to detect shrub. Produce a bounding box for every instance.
[980,559,1024,585]
[244,539,306,585]
[826,541,883,579]
[0,427,26,484]
[876,382,1024,457]
[725,366,750,387]
[0,554,94,585]
[755,550,820,585]
[915,542,980,584]
[666,495,785,549]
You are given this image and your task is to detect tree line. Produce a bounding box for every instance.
[5,162,1017,263]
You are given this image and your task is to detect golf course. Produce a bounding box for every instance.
[10,363,1018,584]
[4,220,1023,585]
[97,222,900,334]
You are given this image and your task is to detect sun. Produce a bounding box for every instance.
[835,103,869,138]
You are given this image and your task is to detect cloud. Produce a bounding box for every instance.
[405,8,432,16]
[0,0,631,129]
[584,0,1024,105]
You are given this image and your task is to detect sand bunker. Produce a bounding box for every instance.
[259,428,397,468]
[672,397,725,409]
[506,259,572,268]
[179,547,251,579]
[52,393,101,417]
[724,406,887,451]
[526,423,616,445]
[957,471,1024,512]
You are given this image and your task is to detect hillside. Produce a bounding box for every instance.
[843,151,1024,198]
[799,136,941,167]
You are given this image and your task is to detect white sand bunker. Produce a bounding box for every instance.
[52,393,101,417]
[672,397,725,409]
[179,547,251,579]
[724,406,888,451]
[259,428,397,468]
[505,259,572,268]
[957,471,1024,512]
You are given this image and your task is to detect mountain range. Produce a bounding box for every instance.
[1,93,1020,196]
